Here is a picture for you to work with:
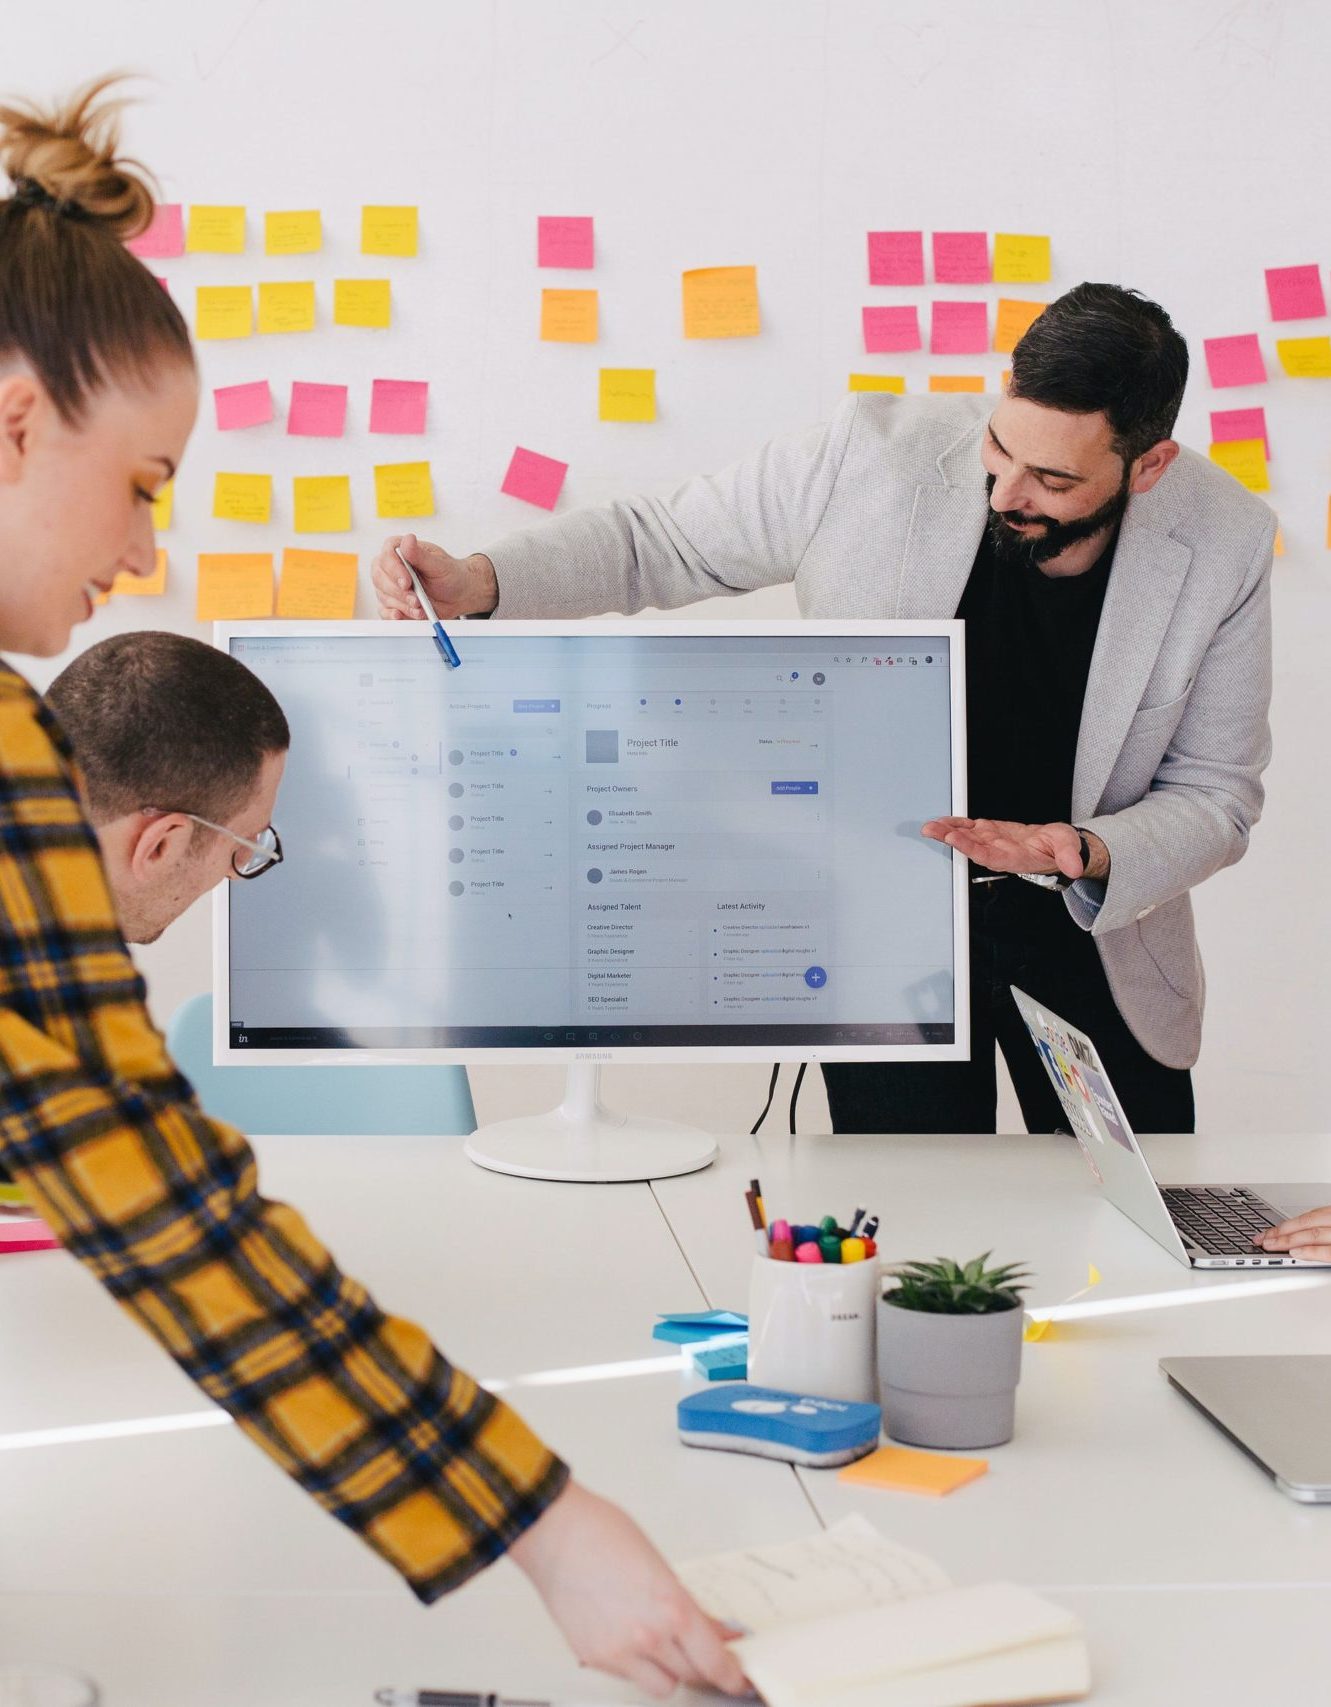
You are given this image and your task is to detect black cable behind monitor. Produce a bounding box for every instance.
[750,1063,780,1134]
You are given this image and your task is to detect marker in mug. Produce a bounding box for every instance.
[394,545,462,668]
[745,1189,767,1254]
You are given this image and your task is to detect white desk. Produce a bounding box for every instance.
[3,1130,1331,1703]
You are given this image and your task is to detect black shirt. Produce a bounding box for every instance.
[956,525,1116,829]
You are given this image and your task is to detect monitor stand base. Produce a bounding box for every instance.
[464,1063,719,1183]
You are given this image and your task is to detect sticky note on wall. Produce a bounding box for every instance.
[932,231,990,283]
[929,375,985,392]
[265,209,322,255]
[992,233,1051,284]
[369,379,428,434]
[867,231,924,286]
[1203,334,1267,387]
[1208,437,1269,491]
[215,381,274,431]
[849,374,906,392]
[993,298,1046,353]
[197,553,274,621]
[187,205,246,254]
[930,300,988,354]
[1210,405,1270,458]
[127,203,184,258]
[682,266,761,338]
[541,288,599,343]
[501,446,568,510]
[1276,336,1331,377]
[196,286,254,341]
[1265,264,1326,322]
[862,306,920,353]
[599,368,656,422]
[277,548,358,618]
[334,279,392,328]
[361,205,418,257]
[258,281,316,334]
[110,549,168,598]
[287,381,348,438]
[293,476,353,533]
[374,461,434,518]
[150,481,174,531]
[213,472,273,524]
[538,216,594,268]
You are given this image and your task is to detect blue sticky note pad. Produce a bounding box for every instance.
[658,1310,748,1328]
[692,1341,749,1381]
[654,1321,745,1345]
[678,1385,881,1467]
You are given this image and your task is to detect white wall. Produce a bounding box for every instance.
[13,0,1330,1135]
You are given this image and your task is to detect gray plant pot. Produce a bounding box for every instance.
[877,1295,1024,1449]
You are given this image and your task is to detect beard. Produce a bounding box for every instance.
[985,468,1131,569]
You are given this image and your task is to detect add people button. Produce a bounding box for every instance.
[804,965,828,989]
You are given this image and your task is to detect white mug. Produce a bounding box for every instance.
[747,1254,881,1404]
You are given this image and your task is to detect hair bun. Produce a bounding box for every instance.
[0,75,158,241]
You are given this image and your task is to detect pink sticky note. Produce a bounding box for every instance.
[127,203,184,259]
[868,231,924,286]
[931,300,988,354]
[370,378,429,434]
[538,216,594,269]
[1265,265,1326,322]
[1203,334,1267,388]
[932,231,990,284]
[862,305,921,353]
[287,381,348,438]
[215,381,274,431]
[1210,406,1270,460]
[502,446,568,511]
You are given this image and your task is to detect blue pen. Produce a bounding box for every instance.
[395,545,461,668]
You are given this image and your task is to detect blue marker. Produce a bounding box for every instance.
[395,545,461,668]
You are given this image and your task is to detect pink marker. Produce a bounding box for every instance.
[795,1241,824,1263]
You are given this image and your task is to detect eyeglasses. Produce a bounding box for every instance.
[142,809,284,879]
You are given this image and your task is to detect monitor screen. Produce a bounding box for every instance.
[215,621,968,1064]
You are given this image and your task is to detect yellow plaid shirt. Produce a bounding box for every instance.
[0,663,567,1600]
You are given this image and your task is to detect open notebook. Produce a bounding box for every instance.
[678,1515,1090,1707]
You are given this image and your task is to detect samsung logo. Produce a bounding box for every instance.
[830,1311,862,1322]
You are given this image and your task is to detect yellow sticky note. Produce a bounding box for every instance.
[293,475,353,534]
[1087,1263,1102,1287]
[1274,527,1285,558]
[110,548,168,598]
[1209,437,1269,492]
[213,473,272,524]
[541,288,599,343]
[993,232,1051,284]
[265,209,322,255]
[837,1445,988,1496]
[196,286,253,341]
[849,373,906,393]
[1276,336,1331,378]
[373,461,434,519]
[361,205,419,257]
[682,265,761,338]
[186,204,246,254]
[258,280,316,334]
[929,374,985,392]
[994,298,1047,354]
[150,480,174,532]
[1024,1316,1056,1342]
[333,278,392,329]
[196,553,274,621]
[277,548,358,618]
[599,368,656,422]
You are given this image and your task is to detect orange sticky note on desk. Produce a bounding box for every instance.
[277,548,358,618]
[196,553,274,620]
[187,204,245,254]
[265,209,322,255]
[196,286,253,341]
[293,475,353,533]
[374,461,434,519]
[258,280,316,334]
[334,278,392,328]
[541,288,599,343]
[837,1445,988,1496]
[993,298,1046,354]
[683,265,760,338]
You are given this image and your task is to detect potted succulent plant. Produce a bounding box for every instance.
[878,1254,1031,1449]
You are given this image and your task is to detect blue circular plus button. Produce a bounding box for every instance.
[804,965,828,989]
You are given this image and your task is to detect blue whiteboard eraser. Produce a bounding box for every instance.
[678,1384,881,1467]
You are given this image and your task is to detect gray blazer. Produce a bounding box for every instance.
[489,395,1276,1069]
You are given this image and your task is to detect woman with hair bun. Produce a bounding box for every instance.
[0,79,745,1700]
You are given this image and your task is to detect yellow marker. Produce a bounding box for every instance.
[293,475,353,534]
[599,368,656,422]
[196,553,274,621]
[110,549,168,598]
[929,374,985,393]
[682,265,761,338]
[150,480,174,532]
[334,278,392,329]
[196,285,254,341]
[849,373,905,393]
[361,205,419,257]
[1208,438,1269,493]
[258,280,316,334]
[277,548,358,618]
[264,209,322,255]
[213,472,272,525]
[374,461,434,519]
[993,298,1047,354]
[840,1237,867,1263]
[186,204,245,254]
[992,232,1051,284]
[541,288,599,343]
[1276,335,1331,378]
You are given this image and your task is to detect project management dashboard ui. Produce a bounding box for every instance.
[225,633,959,1049]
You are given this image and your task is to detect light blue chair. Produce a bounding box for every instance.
[166,993,476,1136]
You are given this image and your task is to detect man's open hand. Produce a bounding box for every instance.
[922,816,1090,879]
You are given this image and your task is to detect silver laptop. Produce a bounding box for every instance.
[1011,985,1331,1269]
[1160,1356,1331,1501]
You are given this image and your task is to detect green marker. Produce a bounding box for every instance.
[819,1233,843,1263]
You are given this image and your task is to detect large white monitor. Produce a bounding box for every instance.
[214,620,968,1179]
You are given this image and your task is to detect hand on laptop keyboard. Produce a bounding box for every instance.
[1256,1206,1331,1263]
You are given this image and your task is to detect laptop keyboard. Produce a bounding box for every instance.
[1160,1186,1284,1255]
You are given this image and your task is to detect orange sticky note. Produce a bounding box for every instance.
[993,298,1046,354]
[374,461,434,519]
[334,278,392,329]
[361,205,418,257]
[213,472,272,524]
[196,553,274,620]
[849,373,905,393]
[682,265,760,338]
[599,368,656,422]
[277,548,358,618]
[929,374,985,392]
[150,480,174,532]
[186,204,245,254]
[196,285,253,341]
[257,280,316,334]
[110,549,168,598]
[293,475,352,534]
[265,209,322,255]
[837,1445,988,1496]
[541,288,599,343]
[1273,527,1285,557]
[992,232,1051,284]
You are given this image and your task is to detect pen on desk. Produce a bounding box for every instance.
[394,544,462,668]
[375,1692,557,1707]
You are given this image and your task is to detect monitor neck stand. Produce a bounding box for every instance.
[464,1062,719,1183]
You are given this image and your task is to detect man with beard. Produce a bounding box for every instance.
[372,283,1275,1137]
